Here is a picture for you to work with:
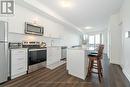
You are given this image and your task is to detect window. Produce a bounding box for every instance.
[89,35,95,50]
[88,34,103,50]
[82,34,88,44]
[95,34,100,44]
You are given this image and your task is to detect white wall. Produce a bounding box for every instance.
[120,0,130,82]
[107,12,122,65]
[103,30,108,54]
[108,0,130,82]
[0,4,80,47]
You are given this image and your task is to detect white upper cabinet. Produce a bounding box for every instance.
[8,18,25,34]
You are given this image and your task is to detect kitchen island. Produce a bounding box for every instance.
[67,47,89,80]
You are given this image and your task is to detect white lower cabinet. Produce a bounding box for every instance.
[11,48,28,79]
[47,47,61,66]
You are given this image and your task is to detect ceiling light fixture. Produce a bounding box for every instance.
[85,26,93,30]
[60,0,71,7]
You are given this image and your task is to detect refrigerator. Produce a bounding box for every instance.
[0,21,8,83]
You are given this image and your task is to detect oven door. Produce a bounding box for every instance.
[28,49,46,65]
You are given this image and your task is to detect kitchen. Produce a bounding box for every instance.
[0,19,100,84]
[0,3,81,84]
[1,0,129,87]
[0,19,105,85]
[0,20,69,82]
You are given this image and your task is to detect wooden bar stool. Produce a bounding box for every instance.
[87,45,104,82]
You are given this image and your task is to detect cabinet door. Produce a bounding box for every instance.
[8,11,25,34]
[54,47,61,60]
[47,47,61,65]
[47,47,53,65]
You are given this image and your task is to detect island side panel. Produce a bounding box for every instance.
[67,49,88,80]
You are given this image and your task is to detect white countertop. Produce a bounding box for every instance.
[47,46,62,48]
[68,47,88,50]
[47,46,67,48]
[9,48,28,49]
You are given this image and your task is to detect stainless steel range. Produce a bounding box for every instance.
[22,42,46,73]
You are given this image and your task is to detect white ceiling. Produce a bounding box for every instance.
[37,0,123,32]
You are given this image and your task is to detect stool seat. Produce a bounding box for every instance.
[90,51,98,54]
[89,50,98,54]
[88,54,98,57]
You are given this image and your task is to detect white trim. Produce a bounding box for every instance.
[123,69,130,82]
[110,61,121,65]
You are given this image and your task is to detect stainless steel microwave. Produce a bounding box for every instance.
[25,22,44,36]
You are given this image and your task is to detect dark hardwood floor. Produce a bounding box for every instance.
[1,54,130,87]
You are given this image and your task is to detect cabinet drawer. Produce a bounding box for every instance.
[11,56,26,65]
[12,60,26,67]
[12,50,27,55]
[12,62,27,69]
[11,65,27,76]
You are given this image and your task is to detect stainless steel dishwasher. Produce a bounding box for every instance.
[61,46,67,60]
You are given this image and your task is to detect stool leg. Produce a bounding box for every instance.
[91,61,94,69]
[97,60,101,82]
[87,59,92,76]
[99,60,103,77]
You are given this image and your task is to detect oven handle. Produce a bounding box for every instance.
[29,48,47,51]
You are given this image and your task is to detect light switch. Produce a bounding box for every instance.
[125,31,130,38]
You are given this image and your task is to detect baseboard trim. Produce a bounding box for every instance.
[110,61,121,65]
[123,69,130,82]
